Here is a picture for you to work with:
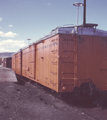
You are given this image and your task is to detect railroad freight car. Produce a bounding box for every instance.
[12,24,107,101]
[0,58,2,65]
[3,57,12,68]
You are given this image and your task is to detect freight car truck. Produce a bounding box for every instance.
[12,24,107,101]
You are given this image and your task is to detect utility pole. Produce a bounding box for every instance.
[83,0,86,25]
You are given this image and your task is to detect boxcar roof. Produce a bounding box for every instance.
[35,25,107,42]
[32,25,107,45]
[16,25,107,52]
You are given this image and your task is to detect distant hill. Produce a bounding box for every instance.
[0,52,15,58]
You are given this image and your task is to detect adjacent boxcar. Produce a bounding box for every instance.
[0,58,2,65]
[12,24,107,100]
[3,57,12,68]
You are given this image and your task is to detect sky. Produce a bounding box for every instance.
[0,0,107,52]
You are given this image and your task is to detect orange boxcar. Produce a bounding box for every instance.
[12,24,107,100]
[34,26,107,93]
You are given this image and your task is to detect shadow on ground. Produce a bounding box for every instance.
[16,75,107,110]
[67,91,107,110]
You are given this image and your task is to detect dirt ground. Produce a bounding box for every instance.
[0,81,107,120]
[0,67,107,120]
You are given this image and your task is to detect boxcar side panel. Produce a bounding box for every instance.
[29,45,36,80]
[77,35,107,91]
[48,36,59,91]
[36,43,44,84]
[22,47,29,78]
[35,35,59,92]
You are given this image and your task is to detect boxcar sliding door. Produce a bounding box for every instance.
[29,45,36,80]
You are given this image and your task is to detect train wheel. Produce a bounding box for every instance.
[80,82,98,102]
[73,87,81,100]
